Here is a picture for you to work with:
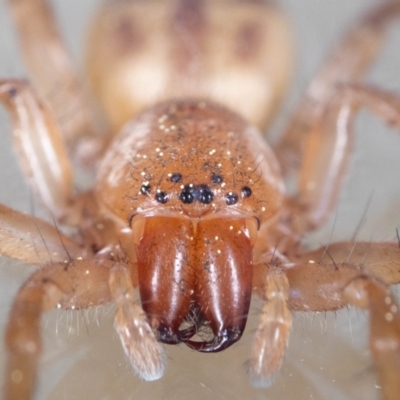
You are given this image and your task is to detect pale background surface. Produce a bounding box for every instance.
[0,1,400,399]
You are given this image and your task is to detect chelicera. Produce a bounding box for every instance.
[1,1,400,400]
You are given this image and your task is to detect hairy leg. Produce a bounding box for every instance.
[248,266,291,387]
[344,276,400,400]
[109,264,166,381]
[286,84,400,233]
[283,241,400,400]
[0,78,116,232]
[251,239,400,398]
[4,258,113,400]
[6,0,103,165]
[0,79,73,220]
[274,1,400,176]
[292,240,400,285]
[0,203,83,265]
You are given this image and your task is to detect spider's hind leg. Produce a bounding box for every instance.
[7,0,104,164]
[275,1,400,176]
[0,79,103,226]
[285,83,400,235]
[0,79,74,221]
[275,1,400,235]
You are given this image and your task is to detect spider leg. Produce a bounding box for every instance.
[0,202,83,265]
[6,0,104,165]
[274,1,400,177]
[285,254,400,400]
[3,258,113,400]
[0,79,74,221]
[250,240,400,395]
[292,241,400,285]
[344,277,400,400]
[109,263,166,382]
[286,84,400,234]
[248,266,292,388]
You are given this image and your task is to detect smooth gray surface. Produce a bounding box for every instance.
[0,1,400,399]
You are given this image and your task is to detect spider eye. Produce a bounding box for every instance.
[155,191,169,204]
[241,186,252,198]
[140,183,151,195]
[170,173,182,183]
[211,173,223,184]
[225,192,238,205]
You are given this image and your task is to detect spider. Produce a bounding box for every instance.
[0,0,400,400]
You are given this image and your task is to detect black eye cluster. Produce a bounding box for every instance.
[180,184,214,204]
[141,173,252,205]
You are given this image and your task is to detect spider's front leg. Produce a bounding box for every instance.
[4,258,113,400]
[262,3,400,385]
[286,245,400,400]
[4,258,166,400]
[109,264,166,381]
[0,75,165,398]
[248,242,400,398]
[0,203,83,265]
[272,79,400,398]
[248,265,292,387]
[275,44,400,396]
[0,77,102,400]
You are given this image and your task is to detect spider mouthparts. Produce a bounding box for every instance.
[185,327,243,353]
[157,324,198,344]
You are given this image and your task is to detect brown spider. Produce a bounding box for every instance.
[1,1,400,400]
